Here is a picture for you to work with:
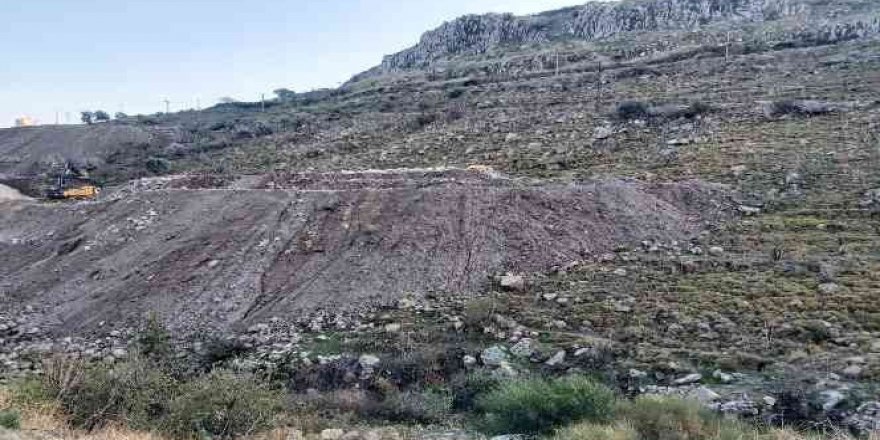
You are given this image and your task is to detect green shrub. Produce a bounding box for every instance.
[554,422,638,440]
[622,396,747,440]
[161,371,283,439]
[615,101,651,120]
[137,313,172,361]
[145,157,171,175]
[450,371,499,411]
[5,377,52,408]
[0,410,21,430]
[50,358,177,430]
[476,375,617,435]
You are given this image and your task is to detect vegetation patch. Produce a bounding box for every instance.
[476,375,617,435]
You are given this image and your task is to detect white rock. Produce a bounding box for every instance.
[818,283,841,295]
[358,354,380,369]
[819,390,845,411]
[708,246,725,256]
[673,373,703,385]
[593,126,614,140]
[510,339,534,358]
[712,370,734,383]
[500,274,526,291]
[545,350,566,367]
[842,365,863,378]
[321,429,345,440]
[689,386,720,403]
[481,346,509,367]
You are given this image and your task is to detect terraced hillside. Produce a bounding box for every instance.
[2,0,880,435]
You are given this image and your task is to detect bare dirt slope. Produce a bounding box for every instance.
[0,170,728,335]
[0,125,159,175]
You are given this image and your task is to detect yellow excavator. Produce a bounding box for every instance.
[47,163,100,200]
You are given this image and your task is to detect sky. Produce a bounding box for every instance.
[0,0,582,128]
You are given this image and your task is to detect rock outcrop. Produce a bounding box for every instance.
[378,0,807,71]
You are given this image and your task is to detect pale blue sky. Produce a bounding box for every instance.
[0,0,581,127]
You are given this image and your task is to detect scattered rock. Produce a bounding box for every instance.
[321,429,345,440]
[358,354,380,369]
[481,346,509,367]
[545,350,566,367]
[673,373,703,385]
[689,386,721,403]
[818,283,841,295]
[842,365,863,379]
[499,274,526,292]
[712,370,734,384]
[510,339,534,358]
[462,355,477,366]
[593,126,613,140]
[818,390,845,411]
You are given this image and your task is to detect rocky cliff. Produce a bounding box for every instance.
[378,0,807,71]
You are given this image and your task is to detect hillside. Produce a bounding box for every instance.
[2,0,880,436]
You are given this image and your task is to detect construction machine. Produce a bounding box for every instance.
[46,163,100,200]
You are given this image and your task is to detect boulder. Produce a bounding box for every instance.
[481,345,509,367]
[499,274,526,292]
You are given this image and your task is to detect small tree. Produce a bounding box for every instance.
[80,111,94,125]
[94,110,110,122]
[273,88,296,102]
[115,112,128,120]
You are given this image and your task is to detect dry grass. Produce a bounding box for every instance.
[1,386,167,440]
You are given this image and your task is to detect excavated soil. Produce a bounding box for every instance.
[0,184,30,203]
[0,170,731,335]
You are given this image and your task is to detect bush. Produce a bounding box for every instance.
[0,410,20,430]
[762,100,835,118]
[450,371,499,411]
[650,102,712,119]
[622,396,747,440]
[372,388,453,423]
[476,375,617,435]
[447,88,467,99]
[145,157,171,175]
[462,296,507,329]
[50,357,177,430]
[615,101,651,120]
[554,422,638,440]
[407,112,437,131]
[195,336,251,371]
[162,371,283,439]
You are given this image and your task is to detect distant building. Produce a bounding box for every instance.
[14,116,36,127]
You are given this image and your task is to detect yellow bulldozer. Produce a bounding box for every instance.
[46,163,100,200]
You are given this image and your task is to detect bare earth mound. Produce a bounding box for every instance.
[0,170,730,335]
[0,184,30,203]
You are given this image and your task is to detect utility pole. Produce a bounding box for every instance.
[596,61,604,112]
[163,99,170,114]
[725,31,731,62]
[261,94,266,113]
[555,51,560,76]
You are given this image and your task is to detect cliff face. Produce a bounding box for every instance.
[379,0,806,71]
